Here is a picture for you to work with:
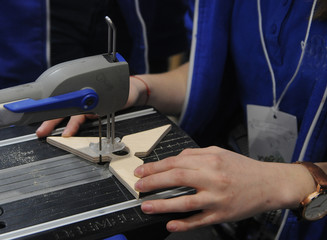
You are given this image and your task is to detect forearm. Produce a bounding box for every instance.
[266,161,327,211]
[315,162,327,174]
[266,162,316,210]
[134,63,189,116]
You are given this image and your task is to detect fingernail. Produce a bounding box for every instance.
[134,180,142,191]
[141,202,153,213]
[62,129,70,137]
[167,222,178,232]
[36,126,43,133]
[134,166,144,177]
[35,129,41,137]
[35,127,44,138]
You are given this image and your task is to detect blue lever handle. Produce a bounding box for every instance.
[4,88,99,113]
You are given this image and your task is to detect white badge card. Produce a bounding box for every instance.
[247,105,298,163]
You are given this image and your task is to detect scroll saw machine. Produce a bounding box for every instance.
[0,17,128,157]
[0,17,196,239]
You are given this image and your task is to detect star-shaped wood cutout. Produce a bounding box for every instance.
[47,124,171,198]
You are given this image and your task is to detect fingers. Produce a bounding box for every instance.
[166,211,218,232]
[36,118,64,138]
[141,193,209,214]
[62,115,87,137]
[135,167,201,192]
[140,195,218,232]
[134,156,178,177]
[134,153,201,178]
[134,146,225,178]
[36,115,88,138]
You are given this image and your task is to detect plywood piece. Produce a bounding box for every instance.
[110,124,172,198]
[121,124,172,157]
[47,124,172,198]
[108,155,143,198]
[47,136,110,162]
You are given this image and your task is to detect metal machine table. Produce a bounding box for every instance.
[0,107,197,240]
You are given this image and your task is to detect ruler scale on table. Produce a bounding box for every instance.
[0,187,192,240]
[0,108,156,148]
[0,108,198,239]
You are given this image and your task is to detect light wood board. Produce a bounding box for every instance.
[47,124,172,198]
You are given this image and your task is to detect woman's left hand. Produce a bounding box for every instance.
[134,146,315,232]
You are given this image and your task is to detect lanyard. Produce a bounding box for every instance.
[257,0,318,111]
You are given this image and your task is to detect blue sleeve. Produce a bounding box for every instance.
[0,1,48,89]
[184,0,195,47]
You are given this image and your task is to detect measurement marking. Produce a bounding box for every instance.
[0,187,192,240]
[0,108,156,147]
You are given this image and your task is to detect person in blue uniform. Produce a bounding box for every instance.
[0,0,187,89]
[37,0,327,239]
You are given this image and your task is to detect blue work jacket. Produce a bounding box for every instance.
[0,1,48,89]
[180,0,327,239]
[0,0,186,89]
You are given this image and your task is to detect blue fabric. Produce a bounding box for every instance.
[0,1,187,88]
[230,0,327,125]
[137,0,187,60]
[117,0,147,74]
[117,0,187,74]
[181,0,327,239]
[281,211,327,240]
[0,0,148,87]
[0,1,48,89]
[180,0,235,138]
[104,234,127,240]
